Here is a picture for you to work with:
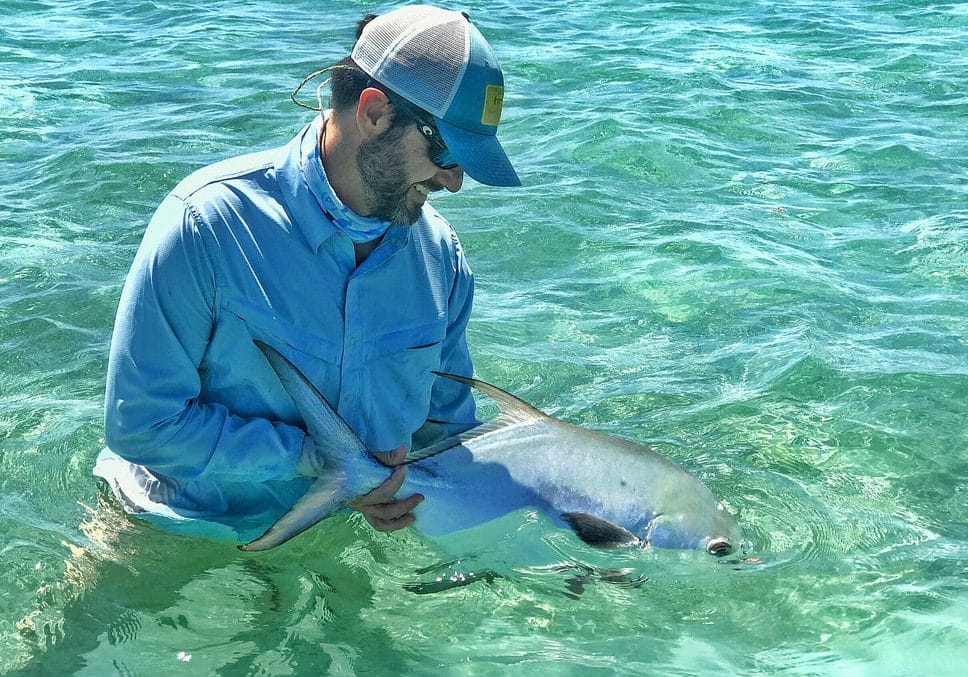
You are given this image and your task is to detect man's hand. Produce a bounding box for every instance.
[348,445,424,532]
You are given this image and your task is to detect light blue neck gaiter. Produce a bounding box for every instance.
[308,115,392,244]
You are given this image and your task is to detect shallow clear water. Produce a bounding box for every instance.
[2,0,966,673]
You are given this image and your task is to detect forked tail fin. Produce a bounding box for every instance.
[239,341,373,551]
[239,472,347,551]
[253,340,367,456]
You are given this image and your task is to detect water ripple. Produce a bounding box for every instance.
[2,0,967,673]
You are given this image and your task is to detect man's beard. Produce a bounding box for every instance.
[357,124,422,227]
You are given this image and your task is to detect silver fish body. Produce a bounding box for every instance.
[407,416,740,553]
[240,341,741,556]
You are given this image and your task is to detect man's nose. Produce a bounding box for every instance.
[435,165,464,193]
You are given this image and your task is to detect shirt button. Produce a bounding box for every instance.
[345,394,354,402]
[348,336,358,346]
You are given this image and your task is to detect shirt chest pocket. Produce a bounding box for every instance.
[351,318,449,451]
[205,296,344,418]
[220,296,343,364]
[361,319,447,363]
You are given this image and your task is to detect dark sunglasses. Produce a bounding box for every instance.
[412,116,459,170]
[370,81,459,170]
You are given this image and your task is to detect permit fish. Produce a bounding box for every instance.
[240,340,742,556]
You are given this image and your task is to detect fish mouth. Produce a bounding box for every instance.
[706,537,733,557]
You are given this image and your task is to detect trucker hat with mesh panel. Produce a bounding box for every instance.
[351,5,521,187]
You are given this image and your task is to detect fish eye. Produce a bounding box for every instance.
[706,538,733,557]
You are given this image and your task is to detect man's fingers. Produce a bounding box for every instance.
[352,492,424,533]
[367,512,417,532]
[358,492,424,521]
[375,464,407,499]
[372,444,408,467]
[346,452,422,533]
[349,466,407,509]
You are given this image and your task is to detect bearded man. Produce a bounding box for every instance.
[96,6,520,542]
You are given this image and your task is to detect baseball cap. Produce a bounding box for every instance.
[351,5,521,187]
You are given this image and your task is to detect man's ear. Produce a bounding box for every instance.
[356,88,394,140]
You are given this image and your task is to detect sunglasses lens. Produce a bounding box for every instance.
[433,149,459,170]
[401,98,459,170]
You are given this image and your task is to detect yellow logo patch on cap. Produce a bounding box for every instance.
[481,85,504,126]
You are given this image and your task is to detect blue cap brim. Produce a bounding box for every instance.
[435,118,521,187]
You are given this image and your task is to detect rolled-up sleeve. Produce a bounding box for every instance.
[103,195,304,482]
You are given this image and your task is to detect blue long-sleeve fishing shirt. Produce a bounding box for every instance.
[96,114,476,540]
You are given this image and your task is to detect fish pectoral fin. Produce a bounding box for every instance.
[561,513,644,548]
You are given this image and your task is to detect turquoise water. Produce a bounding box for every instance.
[2,0,966,672]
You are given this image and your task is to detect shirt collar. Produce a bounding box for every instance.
[275,116,335,253]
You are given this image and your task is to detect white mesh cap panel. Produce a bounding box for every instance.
[352,7,470,116]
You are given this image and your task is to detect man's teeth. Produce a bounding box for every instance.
[413,183,430,196]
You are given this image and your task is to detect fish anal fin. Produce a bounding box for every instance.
[407,416,526,463]
[561,512,644,548]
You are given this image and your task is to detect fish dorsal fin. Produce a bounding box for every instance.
[433,371,547,421]
[408,418,515,462]
[254,340,366,455]
[407,372,548,462]
[561,513,644,548]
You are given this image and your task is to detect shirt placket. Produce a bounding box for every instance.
[330,234,362,414]
[333,228,408,447]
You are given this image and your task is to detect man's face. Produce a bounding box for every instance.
[356,118,459,227]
